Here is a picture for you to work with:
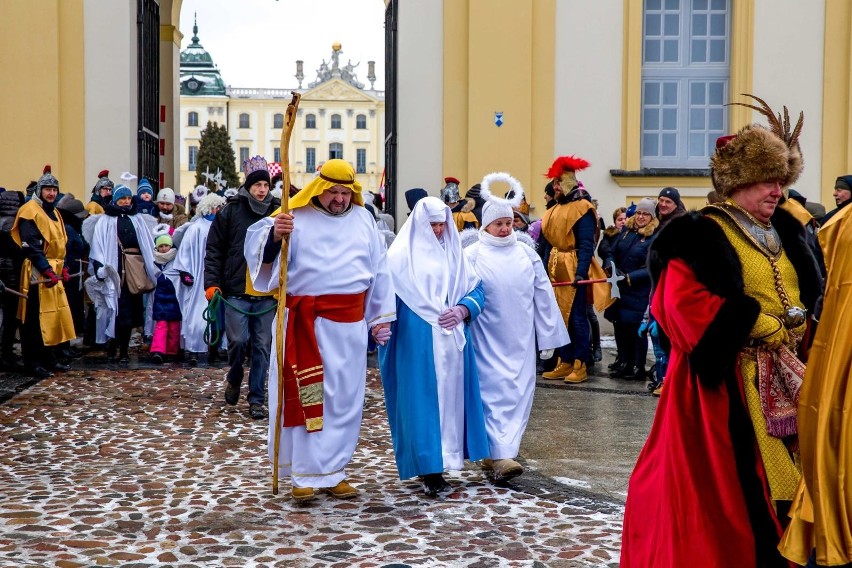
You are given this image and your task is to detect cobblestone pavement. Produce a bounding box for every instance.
[0,361,624,567]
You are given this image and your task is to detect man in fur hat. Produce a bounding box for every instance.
[621,99,823,567]
[10,166,76,378]
[540,156,611,383]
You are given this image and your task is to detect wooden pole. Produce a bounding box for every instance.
[272,92,301,495]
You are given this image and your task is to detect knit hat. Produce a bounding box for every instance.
[137,178,154,198]
[156,188,176,204]
[112,184,133,203]
[479,172,524,229]
[242,155,271,190]
[636,197,657,218]
[155,234,173,248]
[834,175,852,192]
[465,183,482,199]
[56,194,88,219]
[658,186,681,203]
[405,188,428,212]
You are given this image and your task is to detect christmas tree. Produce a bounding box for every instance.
[195,121,240,190]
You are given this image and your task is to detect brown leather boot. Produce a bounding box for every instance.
[564,360,588,383]
[291,486,316,502]
[325,480,358,499]
[542,358,572,379]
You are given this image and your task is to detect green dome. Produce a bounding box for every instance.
[180,15,226,97]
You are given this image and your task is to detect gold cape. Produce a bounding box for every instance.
[779,203,852,566]
[10,200,76,346]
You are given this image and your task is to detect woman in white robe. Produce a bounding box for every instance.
[464,174,569,482]
[86,185,159,362]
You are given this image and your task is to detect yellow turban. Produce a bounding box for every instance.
[288,159,363,211]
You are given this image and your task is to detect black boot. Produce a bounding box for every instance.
[607,354,622,370]
[422,473,450,497]
[608,361,629,377]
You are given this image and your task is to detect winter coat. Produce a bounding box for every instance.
[204,189,280,296]
[152,265,181,322]
[0,190,24,288]
[602,216,659,324]
[134,196,158,218]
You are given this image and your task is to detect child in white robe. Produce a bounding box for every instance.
[464,173,569,482]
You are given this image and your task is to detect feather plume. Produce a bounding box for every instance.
[480,172,524,208]
[97,169,109,178]
[43,165,51,174]
[545,155,590,179]
[730,93,804,149]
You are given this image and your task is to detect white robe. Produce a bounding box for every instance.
[87,214,160,343]
[244,204,396,489]
[466,237,569,459]
[169,217,214,353]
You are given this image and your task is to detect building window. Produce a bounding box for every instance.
[240,147,250,166]
[641,0,730,168]
[273,113,284,129]
[188,145,199,170]
[306,148,316,173]
[239,113,250,129]
[273,147,281,163]
[330,114,342,129]
[356,149,367,173]
[329,143,343,160]
[356,114,367,129]
[305,113,316,129]
[187,112,198,127]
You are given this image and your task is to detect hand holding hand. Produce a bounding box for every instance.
[371,323,392,346]
[438,305,469,330]
[539,348,555,360]
[273,212,295,242]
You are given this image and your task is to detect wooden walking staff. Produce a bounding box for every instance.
[272,91,301,495]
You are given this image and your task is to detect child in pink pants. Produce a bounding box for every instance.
[150,234,182,364]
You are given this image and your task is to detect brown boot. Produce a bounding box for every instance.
[291,486,316,502]
[325,480,358,499]
[564,360,588,383]
[542,358,572,379]
[492,458,524,482]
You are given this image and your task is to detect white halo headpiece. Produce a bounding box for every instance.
[479,172,524,208]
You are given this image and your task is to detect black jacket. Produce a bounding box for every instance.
[602,218,659,324]
[0,190,24,287]
[204,190,280,296]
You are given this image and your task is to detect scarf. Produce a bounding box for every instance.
[478,229,516,248]
[239,186,273,216]
[153,247,177,266]
[756,345,805,438]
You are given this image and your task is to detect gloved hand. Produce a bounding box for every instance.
[95,266,107,281]
[648,320,659,339]
[638,320,650,337]
[438,305,469,330]
[43,268,59,288]
[539,348,555,360]
[572,274,588,288]
[180,271,194,287]
[371,324,392,346]
[205,286,221,302]
[61,267,71,283]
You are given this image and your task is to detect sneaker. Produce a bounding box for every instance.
[325,480,358,499]
[248,403,267,420]
[224,381,239,406]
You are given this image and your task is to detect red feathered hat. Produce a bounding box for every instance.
[545,155,590,179]
[444,176,460,185]
[98,169,110,178]
[43,164,51,174]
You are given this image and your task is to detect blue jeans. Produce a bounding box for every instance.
[560,285,590,363]
[224,296,276,405]
[649,324,669,384]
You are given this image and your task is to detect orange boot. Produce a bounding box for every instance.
[542,358,572,379]
[564,360,588,383]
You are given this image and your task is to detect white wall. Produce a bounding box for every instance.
[554,0,628,220]
[84,0,137,194]
[395,0,443,220]
[753,0,825,205]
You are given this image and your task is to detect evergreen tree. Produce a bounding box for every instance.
[195,121,240,190]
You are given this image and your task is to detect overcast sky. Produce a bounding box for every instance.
[179,0,386,91]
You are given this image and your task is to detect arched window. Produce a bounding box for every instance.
[273,113,284,129]
[355,114,367,129]
[239,113,250,128]
[187,111,199,127]
[329,143,343,160]
[305,113,316,129]
[330,114,342,129]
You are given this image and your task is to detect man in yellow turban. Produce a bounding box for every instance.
[244,159,396,503]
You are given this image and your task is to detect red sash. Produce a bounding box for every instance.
[282,291,366,432]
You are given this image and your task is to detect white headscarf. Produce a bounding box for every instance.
[387,196,480,350]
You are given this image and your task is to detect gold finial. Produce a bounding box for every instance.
[332,42,342,52]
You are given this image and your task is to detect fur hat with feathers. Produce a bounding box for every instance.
[710,125,802,197]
